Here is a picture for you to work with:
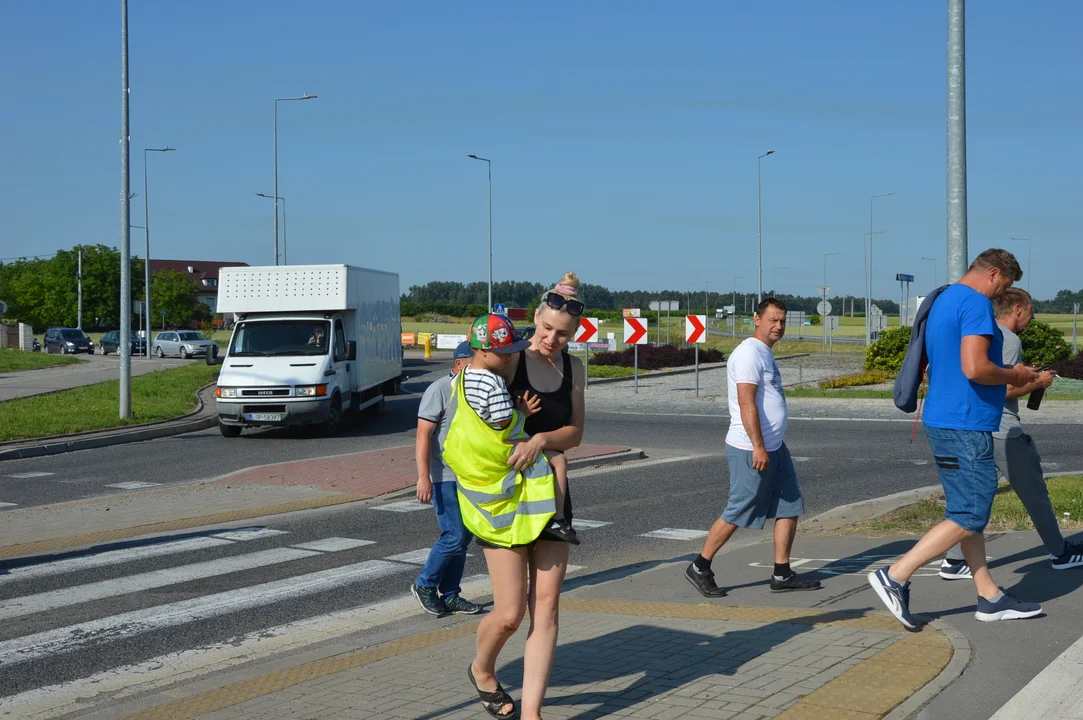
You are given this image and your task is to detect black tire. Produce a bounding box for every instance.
[102,346,109,356]
[320,396,342,437]
[180,347,189,360]
[219,422,242,438]
[60,345,67,355]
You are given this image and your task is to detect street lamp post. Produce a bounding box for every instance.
[467,154,493,313]
[1008,237,1032,293]
[273,93,317,266]
[144,147,174,358]
[704,280,716,317]
[922,256,938,288]
[256,194,287,264]
[866,192,895,345]
[732,276,744,339]
[772,266,788,296]
[756,150,775,304]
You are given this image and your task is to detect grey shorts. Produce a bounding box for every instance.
[722,442,806,529]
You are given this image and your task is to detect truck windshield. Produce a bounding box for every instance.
[229,320,331,357]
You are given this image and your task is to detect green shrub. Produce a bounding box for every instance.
[1019,320,1071,367]
[864,325,912,372]
[819,369,895,389]
[588,365,636,379]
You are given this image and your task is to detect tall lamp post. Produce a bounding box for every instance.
[756,150,775,303]
[256,194,287,264]
[772,266,788,296]
[922,256,938,288]
[144,147,174,358]
[731,275,744,339]
[1008,237,1031,293]
[467,154,493,312]
[866,192,895,344]
[274,93,317,266]
[704,280,716,317]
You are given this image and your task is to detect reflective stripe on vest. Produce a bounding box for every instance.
[442,369,556,547]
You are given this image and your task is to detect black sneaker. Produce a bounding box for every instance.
[938,559,973,580]
[769,571,822,593]
[975,589,1043,622]
[867,567,919,630]
[411,584,448,616]
[444,595,483,615]
[1052,542,1083,571]
[684,562,727,597]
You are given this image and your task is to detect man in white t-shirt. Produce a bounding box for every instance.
[685,298,821,597]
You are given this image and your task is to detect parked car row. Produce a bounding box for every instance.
[38,327,217,360]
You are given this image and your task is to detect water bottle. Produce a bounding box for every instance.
[1026,366,1051,411]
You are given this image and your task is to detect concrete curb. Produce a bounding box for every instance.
[587,353,810,386]
[884,619,973,720]
[0,384,218,461]
[801,484,944,533]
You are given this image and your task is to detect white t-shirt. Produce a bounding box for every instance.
[463,368,515,429]
[725,338,788,451]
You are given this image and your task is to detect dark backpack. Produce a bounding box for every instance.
[893,285,950,413]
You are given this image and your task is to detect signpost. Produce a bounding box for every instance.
[1074,303,1080,353]
[686,315,706,396]
[575,317,599,387]
[624,317,649,392]
[649,300,679,344]
[621,308,641,318]
[817,286,831,351]
[896,273,915,326]
[493,303,507,316]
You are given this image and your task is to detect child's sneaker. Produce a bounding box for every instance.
[541,518,580,545]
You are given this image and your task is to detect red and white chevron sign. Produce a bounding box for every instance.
[575,317,599,343]
[624,317,649,345]
[685,315,707,343]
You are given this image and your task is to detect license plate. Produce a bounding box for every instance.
[247,413,283,422]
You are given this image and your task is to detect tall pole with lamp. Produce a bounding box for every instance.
[274,94,317,265]
[257,194,287,264]
[467,154,493,313]
[144,147,174,358]
[756,150,775,304]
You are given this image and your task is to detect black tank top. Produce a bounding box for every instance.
[509,349,573,436]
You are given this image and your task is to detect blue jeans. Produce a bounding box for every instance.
[416,482,473,598]
[924,424,998,534]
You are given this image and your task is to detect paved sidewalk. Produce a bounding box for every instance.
[0,443,635,559]
[0,353,191,402]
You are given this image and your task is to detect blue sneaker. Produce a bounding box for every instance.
[939,559,972,580]
[975,590,1043,622]
[867,568,919,630]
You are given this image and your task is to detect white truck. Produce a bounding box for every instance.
[214,264,401,437]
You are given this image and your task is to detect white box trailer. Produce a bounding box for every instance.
[214,264,401,437]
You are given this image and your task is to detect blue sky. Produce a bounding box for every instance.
[1,1,1079,300]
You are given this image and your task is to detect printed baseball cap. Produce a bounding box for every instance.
[453,341,473,359]
[469,314,531,354]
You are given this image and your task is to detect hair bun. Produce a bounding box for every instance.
[555,271,580,295]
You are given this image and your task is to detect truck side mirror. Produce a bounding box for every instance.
[346,341,357,362]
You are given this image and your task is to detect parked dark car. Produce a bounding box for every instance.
[44,327,94,354]
[99,330,148,356]
[515,325,536,342]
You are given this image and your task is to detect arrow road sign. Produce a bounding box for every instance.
[575,317,599,343]
[624,318,649,345]
[685,315,706,343]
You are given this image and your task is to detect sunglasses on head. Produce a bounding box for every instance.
[542,292,585,317]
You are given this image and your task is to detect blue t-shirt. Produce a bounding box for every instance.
[922,284,1006,431]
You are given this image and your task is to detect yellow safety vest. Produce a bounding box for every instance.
[442,369,556,547]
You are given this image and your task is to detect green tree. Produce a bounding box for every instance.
[1019,320,1071,367]
[151,270,200,329]
[864,325,912,373]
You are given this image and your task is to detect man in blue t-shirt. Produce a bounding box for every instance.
[868,249,1042,629]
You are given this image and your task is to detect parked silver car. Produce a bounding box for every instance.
[153,330,217,359]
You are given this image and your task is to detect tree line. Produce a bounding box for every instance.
[0,246,212,331]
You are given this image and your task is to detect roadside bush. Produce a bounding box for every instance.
[864,325,912,372]
[587,365,636,379]
[591,343,725,370]
[819,369,895,389]
[1055,351,1083,380]
[1019,320,1071,367]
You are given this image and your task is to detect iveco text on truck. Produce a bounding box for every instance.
[215,264,401,437]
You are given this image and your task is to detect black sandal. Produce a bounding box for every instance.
[468,664,518,719]
[541,519,580,546]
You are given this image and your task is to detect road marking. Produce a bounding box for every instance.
[0,574,494,720]
[0,502,17,509]
[0,559,407,668]
[572,520,611,529]
[566,564,586,574]
[291,538,374,552]
[6,472,54,479]
[569,454,714,479]
[0,548,320,620]
[0,536,236,584]
[371,500,430,512]
[104,481,161,490]
[639,528,709,541]
[747,555,947,578]
[211,528,288,541]
[384,548,432,564]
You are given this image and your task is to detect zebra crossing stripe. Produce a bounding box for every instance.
[0,560,407,668]
[0,502,16,509]
[0,548,321,620]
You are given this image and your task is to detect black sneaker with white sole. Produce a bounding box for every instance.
[974,589,1042,622]
[444,595,483,615]
[938,559,973,580]
[1052,542,1083,571]
[685,562,727,597]
[867,567,920,630]
[411,584,448,616]
[769,572,822,592]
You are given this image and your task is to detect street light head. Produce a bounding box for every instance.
[467,154,477,159]
[301,94,317,100]
[765,149,775,156]
[163,147,175,152]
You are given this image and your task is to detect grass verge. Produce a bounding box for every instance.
[0,362,218,442]
[0,348,82,373]
[828,475,1083,537]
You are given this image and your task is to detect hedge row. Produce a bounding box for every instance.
[592,343,725,370]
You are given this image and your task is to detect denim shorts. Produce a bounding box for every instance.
[722,442,805,529]
[924,424,998,533]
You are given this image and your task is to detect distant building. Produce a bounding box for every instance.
[149,260,249,314]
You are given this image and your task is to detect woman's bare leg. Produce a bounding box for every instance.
[520,540,569,720]
[472,546,528,717]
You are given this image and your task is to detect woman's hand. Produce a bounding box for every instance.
[506,435,545,471]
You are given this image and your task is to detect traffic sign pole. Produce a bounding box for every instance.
[634,345,638,393]
[576,318,599,388]
[685,315,706,397]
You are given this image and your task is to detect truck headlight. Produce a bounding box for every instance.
[216,387,239,398]
[295,385,328,397]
